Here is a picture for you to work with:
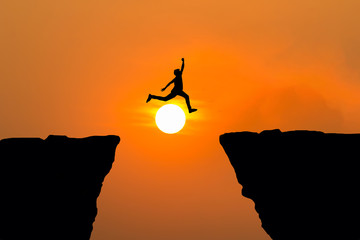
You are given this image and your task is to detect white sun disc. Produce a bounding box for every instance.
[155,104,186,134]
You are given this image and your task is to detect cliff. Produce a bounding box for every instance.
[220,129,360,240]
[0,135,120,240]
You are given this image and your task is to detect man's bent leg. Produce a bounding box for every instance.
[178,91,196,112]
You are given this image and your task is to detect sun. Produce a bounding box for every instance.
[155,104,186,134]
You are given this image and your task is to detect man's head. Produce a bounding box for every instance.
[174,69,181,76]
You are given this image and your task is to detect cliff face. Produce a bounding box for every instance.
[0,135,120,240]
[220,129,360,240]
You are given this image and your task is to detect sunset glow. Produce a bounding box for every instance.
[2,0,360,239]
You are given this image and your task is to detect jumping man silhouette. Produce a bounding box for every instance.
[146,58,197,113]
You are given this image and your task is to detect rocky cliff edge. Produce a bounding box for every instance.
[220,129,359,240]
[0,135,120,240]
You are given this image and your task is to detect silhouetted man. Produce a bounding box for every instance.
[146,58,197,113]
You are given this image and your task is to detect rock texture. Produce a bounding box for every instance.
[220,129,359,240]
[0,135,120,240]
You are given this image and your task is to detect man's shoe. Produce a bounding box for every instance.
[146,94,152,103]
[189,108,197,113]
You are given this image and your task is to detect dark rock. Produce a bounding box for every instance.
[0,135,120,240]
[220,129,359,240]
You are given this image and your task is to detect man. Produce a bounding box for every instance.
[146,58,197,113]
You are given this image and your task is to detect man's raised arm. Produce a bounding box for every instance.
[180,58,184,73]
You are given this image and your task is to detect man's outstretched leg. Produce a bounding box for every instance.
[178,91,197,113]
[146,92,176,103]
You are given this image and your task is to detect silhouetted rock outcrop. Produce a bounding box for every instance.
[0,135,120,240]
[220,129,360,240]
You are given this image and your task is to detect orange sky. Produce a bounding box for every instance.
[1,1,360,239]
